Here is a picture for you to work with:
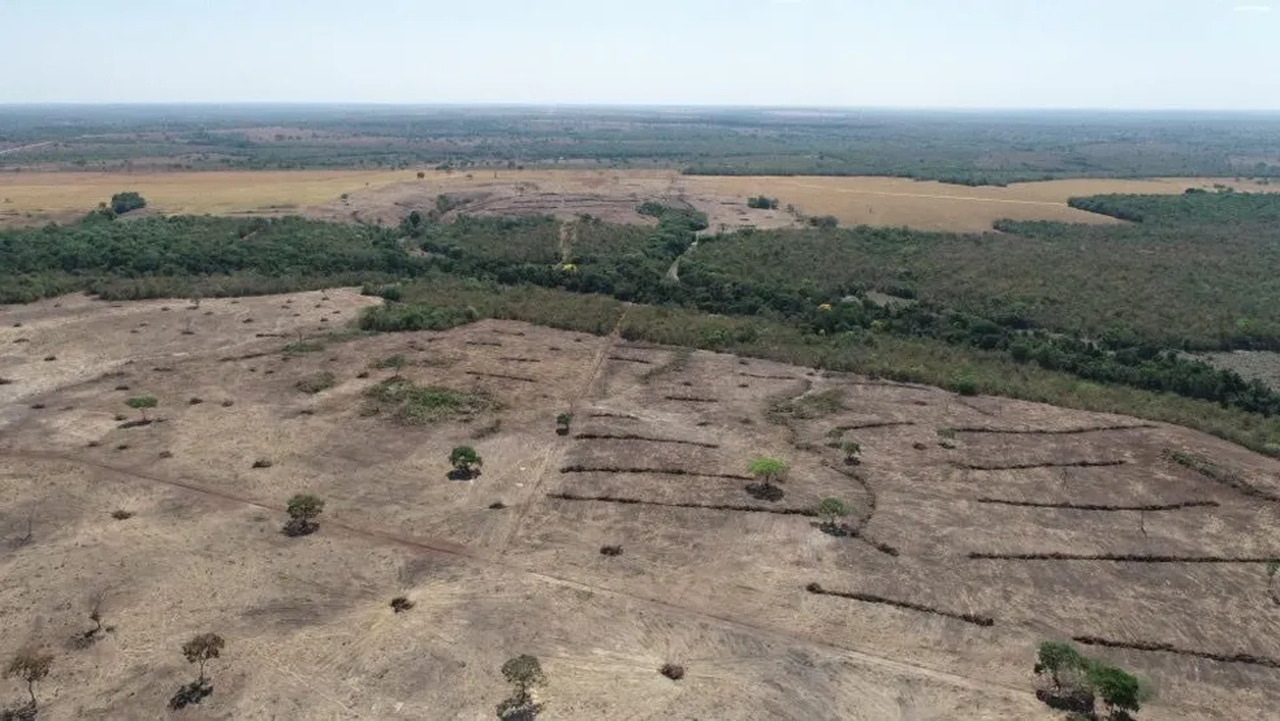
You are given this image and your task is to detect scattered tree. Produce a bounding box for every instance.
[816,497,849,534]
[1088,664,1143,718]
[747,195,779,210]
[746,457,788,501]
[283,494,325,536]
[1035,641,1087,693]
[659,663,685,680]
[449,446,483,479]
[555,413,572,436]
[125,395,158,421]
[5,650,52,711]
[497,654,546,720]
[182,633,224,686]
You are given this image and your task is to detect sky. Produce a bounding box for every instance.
[1,0,1277,109]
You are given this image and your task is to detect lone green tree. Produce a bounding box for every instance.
[284,494,325,536]
[6,649,52,711]
[182,633,224,686]
[748,458,787,488]
[1088,664,1143,718]
[449,446,483,479]
[816,498,849,534]
[126,395,158,421]
[497,654,546,719]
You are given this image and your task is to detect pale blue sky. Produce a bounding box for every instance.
[1,0,1276,108]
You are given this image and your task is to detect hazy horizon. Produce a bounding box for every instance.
[3,0,1278,109]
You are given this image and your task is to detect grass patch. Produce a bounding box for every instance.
[295,372,336,394]
[362,378,497,425]
[769,389,846,421]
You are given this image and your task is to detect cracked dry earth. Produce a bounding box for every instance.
[2,290,1279,719]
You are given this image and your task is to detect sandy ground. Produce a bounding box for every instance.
[2,169,1274,232]
[1,291,1279,719]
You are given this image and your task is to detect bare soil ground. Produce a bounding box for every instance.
[2,169,1275,232]
[2,291,1279,719]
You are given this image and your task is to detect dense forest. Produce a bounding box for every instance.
[6,190,1280,451]
[3,106,1280,184]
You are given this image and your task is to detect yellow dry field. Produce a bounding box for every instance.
[1,169,1276,232]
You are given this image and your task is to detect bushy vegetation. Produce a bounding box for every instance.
[1034,641,1151,719]
[746,195,779,210]
[0,215,423,303]
[9,106,1279,183]
[110,191,146,215]
[363,379,496,425]
[283,494,325,536]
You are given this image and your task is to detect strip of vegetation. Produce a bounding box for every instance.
[1072,635,1280,669]
[664,395,717,403]
[834,421,916,431]
[362,378,497,424]
[953,424,1156,435]
[804,583,994,627]
[969,552,1278,563]
[959,460,1127,471]
[560,465,751,480]
[464,371,537,383]
[608,355,652,364]
[975,498,1219,512]
[738,372,797,380]
[574,433,720,448]
[547,492,817,517]
[1164,450,1280,502]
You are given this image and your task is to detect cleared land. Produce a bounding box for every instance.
[2,291,1279,719]
[2,169,1276,231]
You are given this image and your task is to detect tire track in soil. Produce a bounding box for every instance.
[495,309,631,555]
[0,447,1033,702]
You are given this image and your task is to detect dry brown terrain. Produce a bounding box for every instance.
[2,169,1276,232]
[2,291,1280,720]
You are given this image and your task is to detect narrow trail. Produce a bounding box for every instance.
[494,307,630,555]
[1,445,1033,701]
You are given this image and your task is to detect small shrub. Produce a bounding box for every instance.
[188,397,203,405]
[390,597,415,613]
[659,663,685,680]
[220,399,234,407]
[295,372,336,394]
[283,494,325,536]
[449,445,483,480]
[555,412,572,436]
[251,459,273,469]
[125,395,158,421]
[111,510,134,520]
[489,501,507,510]
[599,545,623,556]
[949,376,979,396]
[114,384,130,391]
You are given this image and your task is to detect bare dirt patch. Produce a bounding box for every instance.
[1,294,1278,718]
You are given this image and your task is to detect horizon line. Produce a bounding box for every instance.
[1,102,1280,115]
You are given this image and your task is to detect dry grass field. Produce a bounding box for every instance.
[2,169,1276,232]
[2,291,1279,719]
